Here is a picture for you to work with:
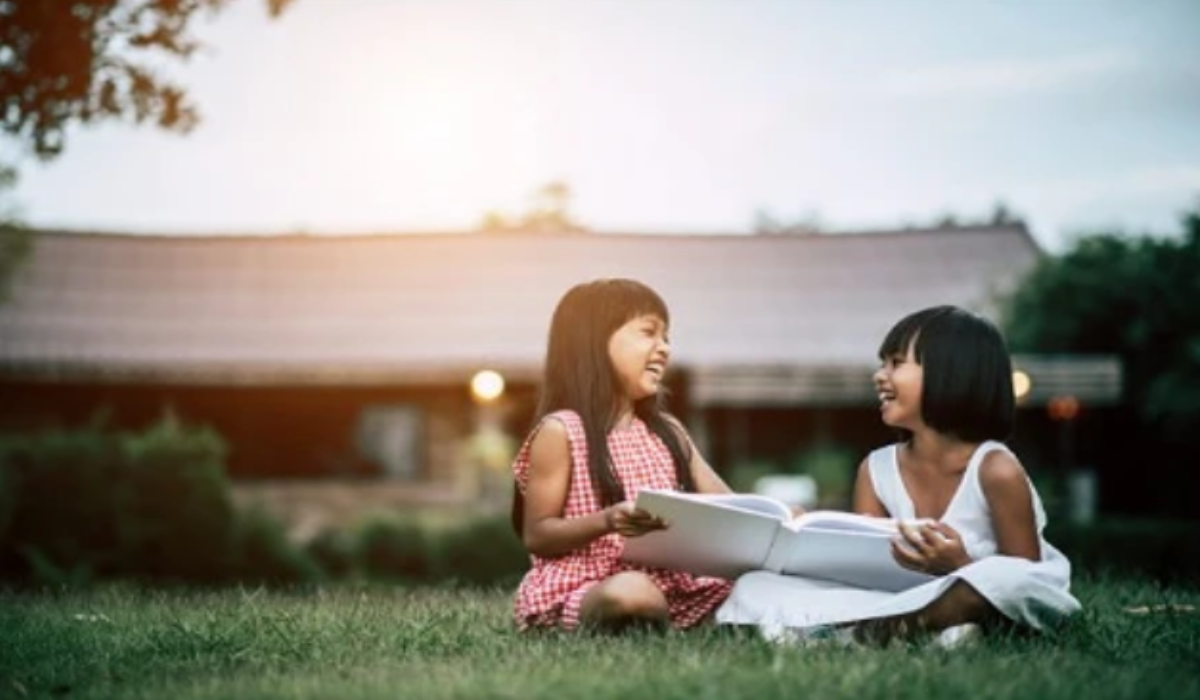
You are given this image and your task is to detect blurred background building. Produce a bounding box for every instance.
[0,225,1119,518]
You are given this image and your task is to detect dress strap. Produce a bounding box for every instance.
[963,440,1012,485]
[953,440,1012,517]
[867,444,911,519]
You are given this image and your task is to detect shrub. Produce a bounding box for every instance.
[433,515,529,587]
[1048,517,1200,583]
[0,425,124,583]
[726,459,780,493]
[118,413,235,582]
[0,414,245,586]
[791,443,857,508]
[305,527,358,579]
[231,507,324,585]
[357,516,435,582]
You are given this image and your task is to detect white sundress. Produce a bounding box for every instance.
[715,441,1081,632]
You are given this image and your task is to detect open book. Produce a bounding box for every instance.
[619,489,936,592]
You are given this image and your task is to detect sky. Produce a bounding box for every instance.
[10,0,1200,251]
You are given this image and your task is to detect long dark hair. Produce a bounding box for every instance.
[512,279,696,533]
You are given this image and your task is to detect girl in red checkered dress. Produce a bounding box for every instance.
[511,278,733,631]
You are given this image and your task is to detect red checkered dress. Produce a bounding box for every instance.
[512,410,732,630]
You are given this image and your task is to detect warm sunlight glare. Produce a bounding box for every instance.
[471,370,506,403]
[1012,370,1031,400]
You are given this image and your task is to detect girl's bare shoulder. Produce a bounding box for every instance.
[527,416,573,465]
[977,448,1030,492]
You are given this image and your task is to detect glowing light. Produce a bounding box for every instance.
[1012,370,1031,400]
[1048,395,1080,421]
[470,370,505,403]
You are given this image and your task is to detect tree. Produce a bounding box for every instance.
[0,0,294,300]
[479,181,585,233]
[1000,200,1200,515]
[752,208,822,236]
[1,0,293,168]
[0,161,27,303]
[895,201,1026,231]
[1003,204,1200,432]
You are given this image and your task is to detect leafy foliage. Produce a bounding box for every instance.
[479,181,585,233]
[0,223,32,303]
[0,1,293,301]
[0,0,293,163]
[1000,203,1200,516]
[118,412,236,580]
[1002,204,1200,436]
[0,415,233,583]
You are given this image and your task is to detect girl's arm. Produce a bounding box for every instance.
[852,458,890,517]
[978,451,1042,562]
[520,419,615,558]
[666,417,732,494]
[893,451,1041,575]
[688,446,732,495]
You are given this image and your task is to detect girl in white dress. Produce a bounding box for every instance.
[716,306,1081,645]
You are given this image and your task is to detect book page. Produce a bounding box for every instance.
[619,489,785,579]
[764,527,935,592]
[783,511,935,535]
[653,491,792,520]
[784,511,899,534]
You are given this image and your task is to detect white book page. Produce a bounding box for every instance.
[782,512,935,536]
[620,490,784,579]
[765,527,936,592]
[630,490,792,520]
[783,511,900,535]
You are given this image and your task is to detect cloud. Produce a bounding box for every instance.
[1039,165,1200,202]
[1123,165,1200,194]
[1015,164,1200,244]
[882,51,1137,98]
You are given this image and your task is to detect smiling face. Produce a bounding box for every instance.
[607,313,671,403]
[874,340,925,431]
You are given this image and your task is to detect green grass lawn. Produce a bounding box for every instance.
[2,574,1197,700]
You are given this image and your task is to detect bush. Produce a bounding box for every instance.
[232,507,324,585]
[726,459,781,493]
[433,515,529,587]
[118,414,235,582]
[305,528,358,579]
[0,418,537,588]
[0,425,124,582]
[0,414,244,585]
[1048,518,1200,583]
[357,516,435,582]
[791,443,857,508]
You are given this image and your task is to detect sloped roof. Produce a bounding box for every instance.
[0,226,1045,387]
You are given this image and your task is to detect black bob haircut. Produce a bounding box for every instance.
[878,305,1015,443]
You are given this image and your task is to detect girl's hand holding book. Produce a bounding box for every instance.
[606,501,668,538]
[891,521,971,576]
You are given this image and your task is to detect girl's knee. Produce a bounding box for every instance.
[584,572,669,623]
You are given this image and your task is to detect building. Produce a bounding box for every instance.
[0,226,1120,509]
